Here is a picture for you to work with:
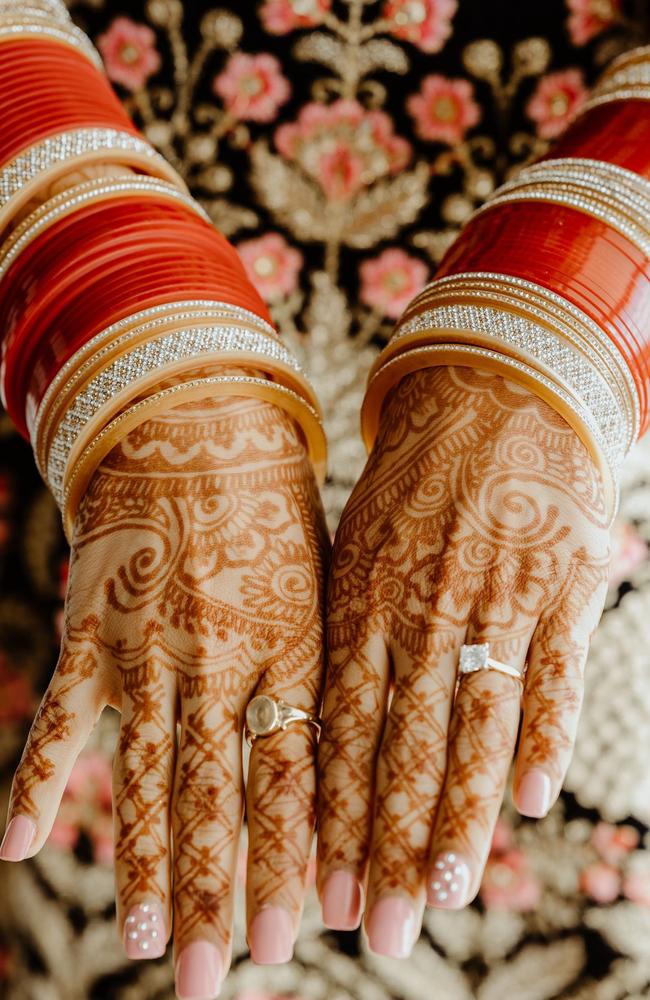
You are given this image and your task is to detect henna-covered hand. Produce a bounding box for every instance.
[1,382,329,997]
[317,365,611,957]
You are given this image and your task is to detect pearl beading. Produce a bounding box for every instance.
[0,129,180,210]
[46,324,308,505]
[0,175,211,284]
[0,0,69,20]
[402,272,640,445]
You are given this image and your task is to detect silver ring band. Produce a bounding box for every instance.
[458,642,525,682]
[245,694,322,747]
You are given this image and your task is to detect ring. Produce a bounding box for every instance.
[244,694,323,747]
[458,642,525,682]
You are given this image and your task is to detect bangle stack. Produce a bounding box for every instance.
[0,1,327,543]
[363,47,650,526]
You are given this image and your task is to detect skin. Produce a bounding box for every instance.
[4,387,329,985]
[317,364,611,944]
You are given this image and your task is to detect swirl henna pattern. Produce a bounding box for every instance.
[3,380,329,996]
[317,365,611,956]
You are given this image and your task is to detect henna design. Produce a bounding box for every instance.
[9,379,328,971]
[319,364,611,911]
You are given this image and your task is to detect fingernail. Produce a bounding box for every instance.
[322,870,363,930]
[175,941,222,999]
[366,896,415,959]
[427,851,471,908]
[517,768,552,817]
[0,816,36,862]
[249,906,294,964]
[123,901,166,959]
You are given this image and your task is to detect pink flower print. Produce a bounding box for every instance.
[49,750,114,864]
[623,870,650,907]
[275,100,411,201]
[260,0,331,34]
[480,848,542,911]
[526,68,587,139]
[608,521,647,589]
[591,821,640,863]
[566,0,620,45]
[407,74,481,144]
[237,233,303,301]
[213,53,291,123]
[97,16,161,91]
[383,0,457,53]
[580,861,621,903]
[360,248,428,319]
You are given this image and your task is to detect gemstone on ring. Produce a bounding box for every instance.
[459,643,490,672]
[246,695,281,737]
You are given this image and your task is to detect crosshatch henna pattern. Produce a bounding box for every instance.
[4,380,329,985]
[318,365,612,945]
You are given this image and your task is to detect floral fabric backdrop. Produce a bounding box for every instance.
[2,0,650,997]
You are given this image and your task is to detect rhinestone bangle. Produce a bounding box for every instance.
[45,322,320,507]
[62,374,328,545]
[401,271,640,446]
[0,0,70,21]
[0,175,211,285]
[28,299,279,439]
[0,128,188,238]
[379,301,627,473]
[361,342,618,525]
[0,17,103,69]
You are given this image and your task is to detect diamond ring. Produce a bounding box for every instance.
[245,695,322,747]
[458,643,525,682]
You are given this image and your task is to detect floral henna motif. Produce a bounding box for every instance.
[7,382,328,975]
[318,364,611,920]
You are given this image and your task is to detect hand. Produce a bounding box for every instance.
[317,364,611,956]
[1,383,329,996]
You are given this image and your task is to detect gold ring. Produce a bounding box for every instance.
[245,694,322,747]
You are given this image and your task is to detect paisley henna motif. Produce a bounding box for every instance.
[318,364,610,945]
[6,380,329,987]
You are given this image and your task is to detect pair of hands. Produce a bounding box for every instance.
[1,362,611,992]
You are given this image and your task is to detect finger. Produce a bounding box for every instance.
[113,667,176,960]
[172,679,244,999]
[514,560,609,818]
[425,629,531,911]
[363,629,462,958]
[317,630,391,932]
[0,644,104,861]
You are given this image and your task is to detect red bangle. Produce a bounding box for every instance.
[0,47,137,164]
[437,200,650,434]
[542,101,650,180]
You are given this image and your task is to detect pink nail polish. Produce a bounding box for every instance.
[0,816,36,861]
[517,768,552,817]
[123,902,166,959]
[427,851,471,908]
[249,906,294,964]
[322,871,363,930]
[175,941,222,999]
[366,896,415,959]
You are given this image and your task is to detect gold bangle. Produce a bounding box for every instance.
[62,375,328,545]
[0,128,188,240]
[0,15,102,69]
[42,320,322,500]
[28,301,277,442]
[398,271,639,445]
[0,175,211,285]
[361,343,618,524]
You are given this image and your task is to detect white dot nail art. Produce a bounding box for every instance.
[124,904,165,958]
[429,853,470,908]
